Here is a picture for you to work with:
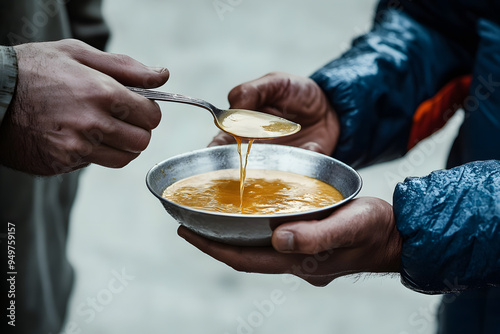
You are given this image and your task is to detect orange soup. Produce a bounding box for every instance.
[162,169,344,215]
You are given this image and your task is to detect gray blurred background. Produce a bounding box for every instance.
[64,0,463,333]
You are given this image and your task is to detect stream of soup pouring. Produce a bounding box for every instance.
[235,136,254,211]
[219,110,301,211]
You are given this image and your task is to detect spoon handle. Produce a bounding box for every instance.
[126,86,218,116]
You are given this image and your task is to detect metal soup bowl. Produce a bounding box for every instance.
[146,144,362,246]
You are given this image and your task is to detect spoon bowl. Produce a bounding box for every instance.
[127,86,301,139]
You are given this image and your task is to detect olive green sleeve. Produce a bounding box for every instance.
[0,46,17,126]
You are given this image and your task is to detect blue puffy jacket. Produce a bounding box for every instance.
[311,0,500,294]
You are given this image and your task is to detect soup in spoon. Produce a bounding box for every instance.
[217,109,301,139]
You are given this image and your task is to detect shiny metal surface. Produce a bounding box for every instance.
[146,144,362,246]
[127,86,300,139]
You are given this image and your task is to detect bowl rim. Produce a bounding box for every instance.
[146,144,363,219]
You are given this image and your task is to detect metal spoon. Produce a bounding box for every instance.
[126,86,301,139]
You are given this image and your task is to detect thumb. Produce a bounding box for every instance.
[271,220,339,254]
[68,39,170,88]
[271,199,370,254]
[227,82,262,110]
[227,72,290,110]
[87,53,169,88]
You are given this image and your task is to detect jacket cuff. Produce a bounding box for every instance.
[394,160,500,294]
[0,46,18,127]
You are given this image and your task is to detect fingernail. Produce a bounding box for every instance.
[274,231,295,252]
[152,67,168,74]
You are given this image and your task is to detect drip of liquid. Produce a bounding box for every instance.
[220,110,299,213]
[235,136,254,212]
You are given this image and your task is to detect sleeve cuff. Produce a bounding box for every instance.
[0,46,18,126]
[394,160,500,294]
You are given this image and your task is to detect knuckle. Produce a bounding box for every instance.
[292,231,321,254]
[60,139,90,165]
[94,117,117,135]
[111,53,136,68]
[94,79,121,104]
[146,104,162,129]
[112,157,133,168]
[228,84,259,108]
[78,79,112,105]
[132,130,151,152]
[142,75,162,89]
[108,153,138,169]
[228,84,244,101]
[110,102,133,121]
[57,38,86,51]
[56,39,97,60]
[64,138,86,155]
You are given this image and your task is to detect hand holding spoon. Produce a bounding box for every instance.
[127,86,301,139]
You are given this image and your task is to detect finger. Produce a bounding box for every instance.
[177,226,303,274]
[93,53,169,88]
[78,106,154,153]
[271,218,354,255]
[108,85,163,130]
[272,199,373,254]
[208,131,237,147]
[63,39,170,88]
[53,139,140,169]
[227,81,263,111]
[299,141,329,154]
[228,72,289,110]
[84,143,140,168]
[98,120,152,154]
[81,74,162,130]
[178,226,364,282]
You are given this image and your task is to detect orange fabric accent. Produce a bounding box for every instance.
[407,75,472,150]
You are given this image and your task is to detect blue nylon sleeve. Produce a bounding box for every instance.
[310,9,472,168]
[394,160,500,294]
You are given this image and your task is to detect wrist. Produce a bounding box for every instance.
[378,201,402,273]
